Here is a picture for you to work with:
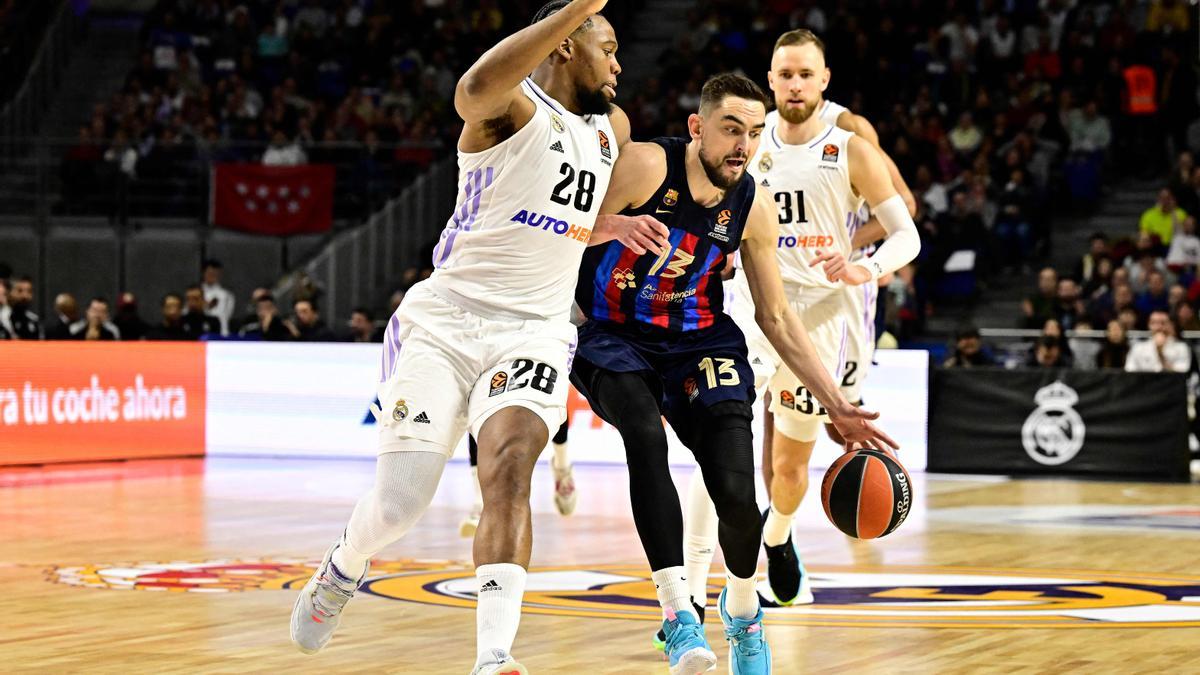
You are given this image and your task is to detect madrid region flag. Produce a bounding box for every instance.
[210,164,335,235]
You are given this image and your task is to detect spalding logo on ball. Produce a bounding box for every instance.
[820,449,912,539]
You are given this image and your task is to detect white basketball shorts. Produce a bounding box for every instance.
[725,272,871,422]
[375,281,576,456]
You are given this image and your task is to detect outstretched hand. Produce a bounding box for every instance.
[828,405,899,452]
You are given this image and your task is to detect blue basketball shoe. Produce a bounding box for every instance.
[718,588,771,674]
[661,608,717,674]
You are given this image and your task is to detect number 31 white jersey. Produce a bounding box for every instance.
[428,78,618,321]
[748,110,864,305]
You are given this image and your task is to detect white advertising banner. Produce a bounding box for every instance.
[206,344,928,470]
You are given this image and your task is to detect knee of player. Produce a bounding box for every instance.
[480,462,534,502]
[617,414,669,450]
[375,492,424,529]
[704,470,758,525]
[710,490,760,532]
[480,419,548,463]
[772,460,810,487]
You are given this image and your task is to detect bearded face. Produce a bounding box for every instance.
[776,96,819,124]
[698,141,749,190]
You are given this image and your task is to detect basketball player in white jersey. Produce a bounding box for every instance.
[666,28,921,626]
[750,52,919,497]
[289,2,669,673]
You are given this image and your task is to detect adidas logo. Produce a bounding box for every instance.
[414,411,431,424]
[480,579,503,592]
[760,178,770,187]
[549,140,564,153]
[752,357,763,365]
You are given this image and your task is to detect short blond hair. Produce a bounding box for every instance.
[773,29,826,55]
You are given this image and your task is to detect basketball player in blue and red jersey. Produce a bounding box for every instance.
[572,73,898,675]
[678,29,923,624]
[289,1,669,673]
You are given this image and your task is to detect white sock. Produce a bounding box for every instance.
[652,566,695,619]
[683,469,719,608]
[331,533,370,581]
[475,563,526,665]
[551,441,570,470]
[336,451,447,580]
[470,465,483,513]
[724,571,760,620]
[762,501,795,547]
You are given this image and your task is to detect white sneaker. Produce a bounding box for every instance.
[552,462,577,516]
[469,648,528,675]
[290,542,368,654]
[460,510,480,538]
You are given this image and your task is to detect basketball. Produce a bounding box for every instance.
[821,449,913,539]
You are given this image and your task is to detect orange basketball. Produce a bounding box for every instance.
[820,449,913,539]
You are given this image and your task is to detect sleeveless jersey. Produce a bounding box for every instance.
[577,137,756,332]
[427,78,617,321]
[748,110,864,304]
[817,98,848,126]
[818,99,875,258]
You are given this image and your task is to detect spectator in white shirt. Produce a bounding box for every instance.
[262,130,307,166]
[201,259,236,335]
[985,14,1018,62]
[1126,310,1192,372]
[940,12,979,62]
[1068,101,1112,156]
[1166,216,1200,272]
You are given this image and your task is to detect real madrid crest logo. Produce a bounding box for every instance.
[550,114,565,133]
[758,152,773,172]
[1021,381,1085,466]
[392,399,409,422]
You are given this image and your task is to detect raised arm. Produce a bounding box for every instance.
[455,0,607,147]
[740,187,898,450]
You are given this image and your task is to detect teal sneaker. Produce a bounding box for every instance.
[653,601,706,653]
[718,588,771,674]
[661,608,717,674]
[290,542,368,654]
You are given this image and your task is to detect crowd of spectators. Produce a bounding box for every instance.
[0,259,383,343]
[944,144,1200,373]
[633,0,1196,339]
[56,0,640,219]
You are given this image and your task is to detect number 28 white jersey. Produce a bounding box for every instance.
[748,110,864,304]
[428,78,617,321]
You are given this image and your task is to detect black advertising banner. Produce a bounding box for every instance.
[929,369,1191,481]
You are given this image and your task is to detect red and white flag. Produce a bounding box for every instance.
[210,164,335,235]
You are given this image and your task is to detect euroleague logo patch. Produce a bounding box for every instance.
[50,560,1200,628]
[489,371,509,397]
[822,143,840,162]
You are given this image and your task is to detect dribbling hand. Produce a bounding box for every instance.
[828,405,899,453]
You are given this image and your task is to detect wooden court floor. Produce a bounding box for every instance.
[3,456,1200,674]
